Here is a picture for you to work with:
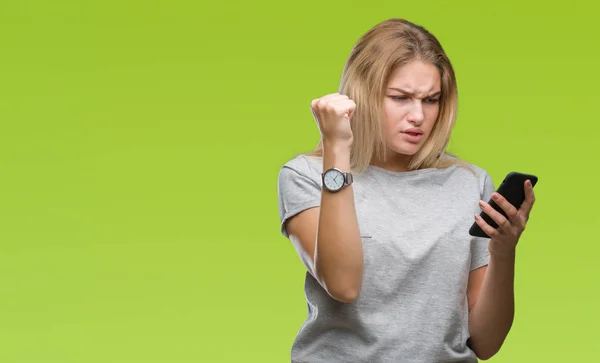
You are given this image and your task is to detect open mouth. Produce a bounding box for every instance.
[402,132,423,143]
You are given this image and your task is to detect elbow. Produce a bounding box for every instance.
[468,338,500,361]
[320,276,362,303]
[476,351,497,361]
[472,344,500,361]
[328,285,361,303]
[315,265,363,303]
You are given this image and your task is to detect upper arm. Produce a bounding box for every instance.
[277,159,322,277]
[467,265,487,311]
[467,169,495,311]
[285,207,320,278]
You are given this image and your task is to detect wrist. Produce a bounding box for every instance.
[322,139,352,171]
[488,241,517,261]
[322,138,352,153]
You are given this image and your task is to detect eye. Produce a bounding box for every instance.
[390,96,408,101]
[424,98,440,104]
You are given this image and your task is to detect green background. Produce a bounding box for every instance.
[1,0,598,362]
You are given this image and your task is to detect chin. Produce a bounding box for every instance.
[389,142,422,156]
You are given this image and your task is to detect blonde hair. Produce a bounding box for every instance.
[305,18,473,174]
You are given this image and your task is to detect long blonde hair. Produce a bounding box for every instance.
[305,18,473,174]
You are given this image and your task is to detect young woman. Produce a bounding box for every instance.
[277,18,536,362]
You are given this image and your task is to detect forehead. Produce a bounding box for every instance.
[387,60,441,92]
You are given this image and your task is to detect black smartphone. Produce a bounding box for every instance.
[469,172,538,239]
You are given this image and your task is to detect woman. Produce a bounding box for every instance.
[277,18,535,362]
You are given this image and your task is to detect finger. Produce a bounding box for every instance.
[490,192,519,222]
[328,98,355,106]
[311,94,336,109]
[320,93,347,102]
[331,100,357,115]
[310,98,321,111]
[310,107,322,131]
[474,214,498,238]
[321,100,355,118]
[479,199,511,230]
[311,94,348,111]
[520,180,536,218]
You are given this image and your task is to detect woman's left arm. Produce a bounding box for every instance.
[466,179,536,360]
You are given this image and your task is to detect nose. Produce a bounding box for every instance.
[407,100,425,125]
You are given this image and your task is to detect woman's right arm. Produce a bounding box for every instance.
[284,94,364,303]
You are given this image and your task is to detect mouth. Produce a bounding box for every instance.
[401,131,424,143]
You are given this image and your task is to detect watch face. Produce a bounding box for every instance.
[323,169,345,191]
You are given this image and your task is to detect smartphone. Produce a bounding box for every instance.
[469,172,538,239]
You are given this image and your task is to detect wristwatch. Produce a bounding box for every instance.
[322,167,353,192]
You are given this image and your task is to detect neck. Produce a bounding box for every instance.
[370,152,413,172]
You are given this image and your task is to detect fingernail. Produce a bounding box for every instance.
[492,193,499,200]
[479,200,485,208]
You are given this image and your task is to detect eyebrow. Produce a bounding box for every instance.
[388,88,441,97]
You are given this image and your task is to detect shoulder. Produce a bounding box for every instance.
[454,157,495,197]
[467,162,492,185]
[465,162,493,191]
[279,154,323,180]
[440,154,493,191]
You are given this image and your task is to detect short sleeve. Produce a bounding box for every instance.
[470,171,496,271]
[277,156,322,238]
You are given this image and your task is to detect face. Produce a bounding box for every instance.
[382,60,441,158]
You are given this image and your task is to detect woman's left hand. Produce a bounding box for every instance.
[475,179,536,258]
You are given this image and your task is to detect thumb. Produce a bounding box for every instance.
[346,109,355,120]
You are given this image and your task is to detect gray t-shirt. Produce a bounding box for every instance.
[277,154,496,363]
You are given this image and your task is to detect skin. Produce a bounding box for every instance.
[288,59,537,359]
[373,59,442,172]
[467,182,536,359]
[374,59,537,359]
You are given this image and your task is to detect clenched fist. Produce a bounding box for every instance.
[310,93,356,146]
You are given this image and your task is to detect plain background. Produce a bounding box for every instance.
[1,0,598,362]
